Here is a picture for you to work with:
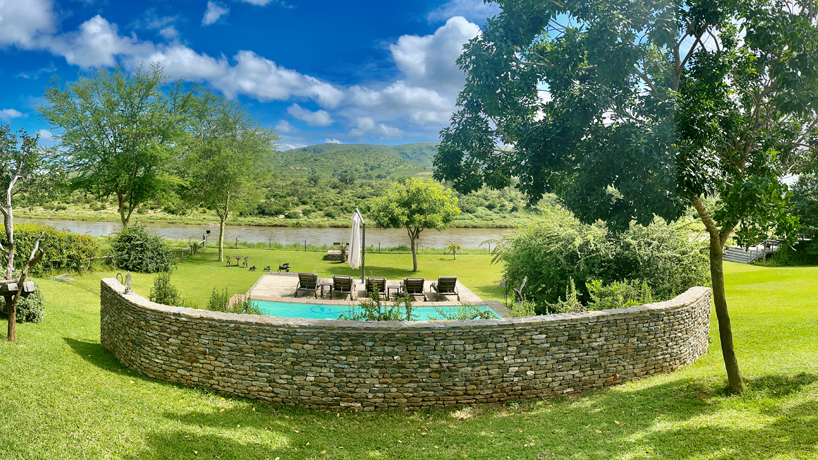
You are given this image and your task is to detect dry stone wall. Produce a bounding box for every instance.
[100,279,711,410]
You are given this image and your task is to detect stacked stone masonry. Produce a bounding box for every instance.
[100,279,711,410]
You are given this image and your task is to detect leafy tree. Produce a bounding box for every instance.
[38,65,194,226]
[0,125,51,342]
[435,0,818,392]
[791,175,818,243]
[371,178,460,271]
[182,91,279,261]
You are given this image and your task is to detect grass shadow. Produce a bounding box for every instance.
[118,371,818,459]
[63,337,131,374]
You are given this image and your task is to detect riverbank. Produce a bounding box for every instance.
[18,206,534,229]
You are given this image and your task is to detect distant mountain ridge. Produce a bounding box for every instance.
[282,143,439,169]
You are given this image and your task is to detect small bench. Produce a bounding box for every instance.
[326,250,343,261]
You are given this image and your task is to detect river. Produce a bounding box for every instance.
[17,218,511,249]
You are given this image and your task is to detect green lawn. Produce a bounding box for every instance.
[1,252,816,459]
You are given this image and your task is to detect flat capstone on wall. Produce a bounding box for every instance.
[100,279,711,410]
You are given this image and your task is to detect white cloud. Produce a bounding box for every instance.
[47,15,154,67]
[349,117,403,139]
[236,0,294,8]
[37,129,54,140]
[275,120,296,133]
[287,104,333,127]
[390,16,478,92]
[159,26,179,40]
[427,0,499,23]
[325,138,342,144]
[211,51,344,107]
[0,0,56,48]
[0,109,24,121]
[202,1,230,25]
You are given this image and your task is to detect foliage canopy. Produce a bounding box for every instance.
[370,178,460,271]
[435,0,818,393]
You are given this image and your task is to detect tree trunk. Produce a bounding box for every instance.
[117,189,129,226]
[215,193,230,262]
[408,228,419,272]
[5,295,15,342]
[708,234,745,393]
[218,216,226,262]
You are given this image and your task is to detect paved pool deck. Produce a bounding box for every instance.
[247,272,510,316]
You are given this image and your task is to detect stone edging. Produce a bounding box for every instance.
[100,279,711,410]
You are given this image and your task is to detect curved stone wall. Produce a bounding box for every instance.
[100,279,711,410]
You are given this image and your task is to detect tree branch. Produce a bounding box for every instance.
[692,195,719,238]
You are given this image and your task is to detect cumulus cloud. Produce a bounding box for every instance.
[0,109,24,121]
[275,120,297,133]
[0,0,56,49]
[202,1,230,25]
[349,117,403,139]
[325,138,342,144]
[37,129,54,140]
[427,0,499,23]
[287,104,333,127]
[47,15,154,67]
[390,16,478,92]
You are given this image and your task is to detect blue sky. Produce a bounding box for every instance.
[0,0,499,150]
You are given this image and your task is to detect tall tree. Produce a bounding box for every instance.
[38,65,193,226]
[0,125,51,341]
[435,0,818,392]
[371,178,460,271]
[182,92,279,261]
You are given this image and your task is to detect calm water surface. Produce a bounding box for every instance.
[18,218,511,249]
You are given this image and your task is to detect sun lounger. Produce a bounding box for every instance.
[332,275,355,300]
[364,277,387,298]
[295,272,318,298]
[430,276,459,301]
[401,277,427,301]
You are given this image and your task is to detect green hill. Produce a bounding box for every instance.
[271,143,438,180]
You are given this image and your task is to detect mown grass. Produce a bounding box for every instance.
[1,255,817,459]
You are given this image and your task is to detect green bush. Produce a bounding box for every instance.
[148,272,195,307]
[4,284,45,323]
[205,288,260,314]
[110,225,174,273]
[0,224,98,275]
[586,279,653,310]
[432,302,495,320]
[341,293,417,321]
[496,207,709,313]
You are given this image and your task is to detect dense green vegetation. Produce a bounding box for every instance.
[1,252,816,459]
[495,208,710,313]
[18,143,543,229]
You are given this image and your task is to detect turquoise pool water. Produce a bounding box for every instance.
[252,300,499,320]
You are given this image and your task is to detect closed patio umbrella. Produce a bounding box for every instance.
[348,209,365,281]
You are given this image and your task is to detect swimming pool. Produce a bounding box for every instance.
[252,300,499,320]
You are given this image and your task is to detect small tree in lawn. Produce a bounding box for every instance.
[448,242,462,260]
[182,91,279,262]
[435,0,818,393]
[371,178,460,271]
[0,125,50,342]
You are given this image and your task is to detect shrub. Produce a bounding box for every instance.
[433,302,495,320]
[586,279,653,310]
[4,284,45,323]
[341,293,416,321]
[496,207,708,313]
[206,288,260,314]
[110,225,174,273]
[150,272,181,305]
[0,224,98,275]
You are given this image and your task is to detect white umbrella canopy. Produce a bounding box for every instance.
[348,211,362,270]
